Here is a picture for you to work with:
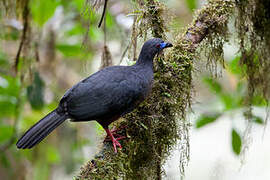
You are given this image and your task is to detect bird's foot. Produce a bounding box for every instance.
[104,125,127,141]
[111,136,122,153]
[104,128,125,153]
[104,133,126,141]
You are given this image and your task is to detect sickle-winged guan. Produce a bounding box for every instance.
[16,38,173,153]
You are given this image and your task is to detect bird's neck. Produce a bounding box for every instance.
[136,51,155,67]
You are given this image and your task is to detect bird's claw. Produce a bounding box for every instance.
[104,134,126,141]
[111,137,122,153]
[104,126,127,142]
[104,134,125,153]
[104,128,125,153]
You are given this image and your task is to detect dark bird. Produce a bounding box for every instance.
[16,38,173,153]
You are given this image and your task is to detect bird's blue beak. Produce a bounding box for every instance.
[160,42,173,49]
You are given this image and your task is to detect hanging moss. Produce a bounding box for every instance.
[235,0,270,101]
[234,0,270,162]
[134,0,168,39]
[196,0,233,77]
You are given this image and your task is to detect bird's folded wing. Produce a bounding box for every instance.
[65,78,140,121]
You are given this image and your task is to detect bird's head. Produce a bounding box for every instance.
[144,38,173,53]
[138,38,173,61]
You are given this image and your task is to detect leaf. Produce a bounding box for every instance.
[196,112,221,128]
[162,92,171,98]
[56,44,82,57]
[95,122,104,135]
[30,0,60,26]
[231,129,242,155]
[105,12,115,28]
[0,75,20,118]
[228,56,244,75]
[0,153,11,168]
[0,75,20,97]
[0,125,13,143]
[251,95,268,107]
[0,97,17,117]
[88,26,103,43]
[46,146,61,164]
[252,115,264,125]
[236,81,245,94]
[72,0,85,11]
[185,0,197,12]
[203,77,222,94]
[65,23,84,36]
[219,93,242,111]
[0,51,9,67]
[27,72,45,110]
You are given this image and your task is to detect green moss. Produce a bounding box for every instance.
[196,0,233,76]
[135,0,168,39]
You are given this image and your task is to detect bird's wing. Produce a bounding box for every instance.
[60,66,142,121]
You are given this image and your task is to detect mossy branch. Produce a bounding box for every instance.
[77,0,234,179]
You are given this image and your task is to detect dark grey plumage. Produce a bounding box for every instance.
[16,38,173,152]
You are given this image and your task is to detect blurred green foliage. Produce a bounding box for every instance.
[56,44,83,57]
[196,55,267,155]
[0,124,13,143]
[0,75,20,118]
[185,0,197,12]
[0,0,118,178]
[30,0,60,26]
[196,112,221,128]
[0,0,125,177]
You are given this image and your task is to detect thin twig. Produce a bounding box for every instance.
[119,42,130,65]
[35,42,40,62]
[103,10,106,44]
[98,0,108,28]
[14,0,29,73]
[131,16,137,61]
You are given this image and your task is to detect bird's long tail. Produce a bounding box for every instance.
[16,109,68,149]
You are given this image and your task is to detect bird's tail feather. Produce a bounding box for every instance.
[16,109,68,149]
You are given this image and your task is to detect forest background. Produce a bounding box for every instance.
[0,0,269,179]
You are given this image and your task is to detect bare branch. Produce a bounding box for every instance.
[98,0,108,28]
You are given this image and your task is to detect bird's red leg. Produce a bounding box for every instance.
[105,125,127,140]
[105,128,122,153]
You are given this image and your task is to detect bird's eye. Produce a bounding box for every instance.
[156,44,161,48]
